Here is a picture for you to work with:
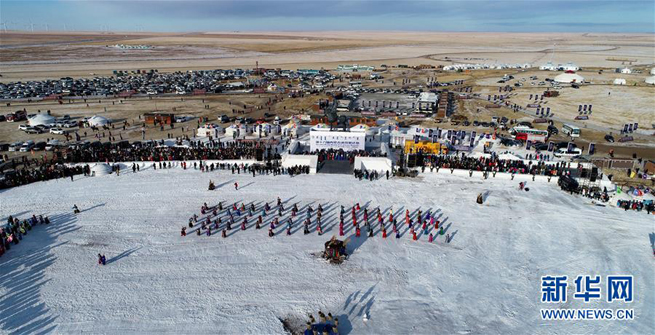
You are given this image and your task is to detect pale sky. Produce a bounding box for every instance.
[1,0,654,33]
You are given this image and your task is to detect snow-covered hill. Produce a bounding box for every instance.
[1,169,653,334]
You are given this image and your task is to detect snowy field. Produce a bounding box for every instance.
[0,168,653,334]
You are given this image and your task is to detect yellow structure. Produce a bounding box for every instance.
[404,140,443,154]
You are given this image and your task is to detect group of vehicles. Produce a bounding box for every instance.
[3,140,60,153]
[16,117,77,135]
[505,123,584,158]
[0,68,337,100]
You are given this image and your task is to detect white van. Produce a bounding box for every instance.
[554,147,582,158]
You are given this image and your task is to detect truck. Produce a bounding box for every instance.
[6,110,27,122]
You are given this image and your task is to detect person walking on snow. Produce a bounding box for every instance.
[234,182,238,190]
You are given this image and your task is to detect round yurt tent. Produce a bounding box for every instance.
[613,78,626,85]
[88,115,110,127]
[645,76,655,85]
[90,163,112,176]
[650,68,655,75]
[554,71,585,83]
[28,114,56,126]
[225,124,240,138]
[197,124,223,138]
[256,122,278,136]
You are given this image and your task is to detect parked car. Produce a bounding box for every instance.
[604,134,615,143]
[219,115,230,123]
[533,143,549,151]
[63,120,78,128]
[547,125,559,135]
[19,141,35,152]
[18,124,29,131]
[45,140,60,151]
[34,141,46,151]
[50,128,66,135]
[554,147,582,158]
[25,127,43,134]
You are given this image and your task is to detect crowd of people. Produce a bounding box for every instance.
[181,197,455,245]
[301,149,386,164]
[1,214,51,258]
[616,199,654,213]
[421,154,570,176]
[61,140,269,163]
[353,169,387,181]
[0,155,85,189]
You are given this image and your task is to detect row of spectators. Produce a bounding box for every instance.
[616,200,654,213]
[300,149,386,164]
[60,140,272,163]
[422,154,571,176]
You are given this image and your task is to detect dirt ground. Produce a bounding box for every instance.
[0,31,653,165]
[2,31,654,82]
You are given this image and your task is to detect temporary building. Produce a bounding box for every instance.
[196,124,223,138]
[620,68,632,74]
[282,121,306,137]
[87,115,110,127]
[238,124,252,135]
[613,78,626,85]
[539,62,557,71]
[560,63,579,71]
[90,163,112,176]
[28,114,56,126]
[650,68,655,75]
[645,76,655,85]
[225,124,241,138]
[554,72,585,83]
[256,122,278,136]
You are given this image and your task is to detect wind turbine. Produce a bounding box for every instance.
[0,22,7,32]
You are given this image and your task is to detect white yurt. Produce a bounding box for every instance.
[620,68,632,74]
[238,124,252,135]
[28,114,56,126]
[224,124,240,138]
[87,115,110,127]
[613,78,626,85]
[645,76,655,85]
[256,122,278,136]
[90,163,112,176]
[554,71,585,83]
[197,124,223,138]
[283,121,300,137]
[650,68,655,75]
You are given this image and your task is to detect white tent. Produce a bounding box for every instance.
[645,76,655,85]
[225,124,240,138]
[90,163,112,176]
[197,124,223,138]
[539,62,557,71]
[28,114,56,126]
[613,78,626,85]
[88,115,110,127]
[256,122,278,136]
[554,72,584,83]
[650,68,655,75]
[560,63,579,71]
[238,124,252,135]
[620,68,632,74]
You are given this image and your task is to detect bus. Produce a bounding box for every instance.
[510,126,548,142]
[562,124,581,138]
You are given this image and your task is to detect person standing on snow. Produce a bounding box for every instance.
[234,182,238,190]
